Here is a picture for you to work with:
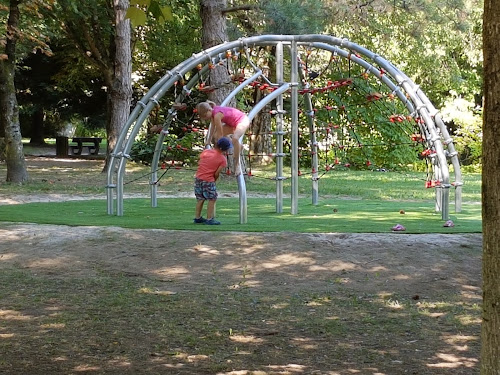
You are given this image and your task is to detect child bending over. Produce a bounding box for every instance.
[196,100,250,175]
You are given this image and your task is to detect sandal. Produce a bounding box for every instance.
[391,224,406,231]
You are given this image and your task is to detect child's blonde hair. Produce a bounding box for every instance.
[196,101,216,117]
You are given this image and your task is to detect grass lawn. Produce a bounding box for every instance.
[0,151,481,233]
[0,152,483,374]
[0,197,481,233]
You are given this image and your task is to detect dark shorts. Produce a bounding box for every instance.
[194,178,218,200]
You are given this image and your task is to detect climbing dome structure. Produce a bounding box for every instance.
[106,34,463,223]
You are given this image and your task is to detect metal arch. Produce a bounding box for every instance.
[107,34,462,221]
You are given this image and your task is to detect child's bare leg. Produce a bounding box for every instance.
[195,199,205,218]
[232,138,242,175]
[207,199,216,219]
[232,123,248,175]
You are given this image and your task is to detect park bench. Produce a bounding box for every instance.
[69,137,102,156]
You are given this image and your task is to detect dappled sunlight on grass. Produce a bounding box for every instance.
[1,158,481,203]
[153,266,191,278]
[191,243,221,256]
[460,285,482,301]
[229,335,266,344]
[138,287,178,296]
[271,302,290,310]
[39,323,66,330]
[0,309,34,321]
[427,352,478,369]
[261,253,316,268]
[27,257,74,269]
[441,335,479,351]
[0,253,18,262]
[385,298,404,309]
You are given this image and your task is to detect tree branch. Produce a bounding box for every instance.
[221,5,257,15]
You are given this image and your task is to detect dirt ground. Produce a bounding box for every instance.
[0,155,483,374]
[0,221,482,374]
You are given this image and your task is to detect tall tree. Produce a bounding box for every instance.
[481,1,500,373]
[0,0,27,182]
[51,0,132,169]
[108,0,132,169]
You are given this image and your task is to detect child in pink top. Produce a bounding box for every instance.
[193,137,232,225]
[196,101,250,175]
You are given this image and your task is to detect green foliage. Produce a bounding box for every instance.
[0,0,53,58]
[127,0,173,28]
[131,0,201,99]
[327,1,483,107]
[441,92,482,166]
[73,120,106,138]
[323,0,483,162]
[15,42,107,137]
[130,134,163,165]
[3,0,484,171]
[130,131,202,166]
[259,0,327,35]
[246,47,428,171]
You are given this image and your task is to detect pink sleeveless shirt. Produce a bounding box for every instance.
[212,106,247,128]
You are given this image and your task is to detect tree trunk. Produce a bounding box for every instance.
[29,107,46,145]
[481,1,500,373]
[199,0,233,105]
[0,0,28,183]
[103,0,132,171]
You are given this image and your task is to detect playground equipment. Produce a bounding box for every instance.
[106,34,463,223]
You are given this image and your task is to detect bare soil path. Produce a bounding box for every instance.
[0,154,482,374]
[0,222,482,374]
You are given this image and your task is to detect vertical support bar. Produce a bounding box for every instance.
[237,171,247,224]
[455,185,462,212]
[275,42,284,213]
[303,94,319,205]
[435,189,442,212]
[296,60,318,205]
[151,171,158,207]
[106,155,115,215]
[441,187,450,220]
[434,162,442,212]
[107,187,115,215]
[116,163,125,216]
[290,41,299,215]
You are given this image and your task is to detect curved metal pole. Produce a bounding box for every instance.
[116,100,158,215]
[221,70,263,106]
[435,114,462,212]
[107,34,461,223]
[150,68,207,207]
